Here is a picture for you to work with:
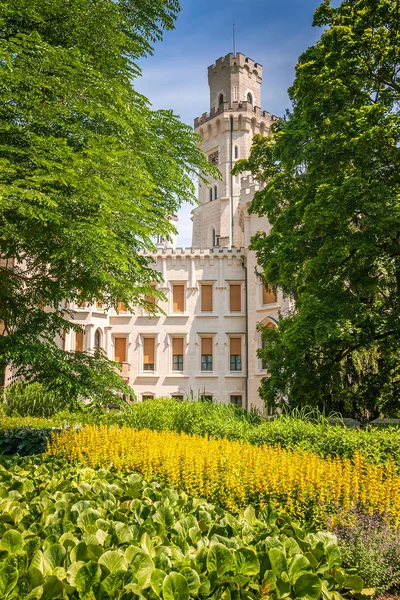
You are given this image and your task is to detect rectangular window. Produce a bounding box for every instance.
[230,395,242,407]
[172,337,184,371]
[262,285,277,305]
[114,337,127,363]
[201,395,213,402]
[75,330,84,352]
[145,285,156,308]
[172,284,185,313]
[77,291,87,308]
[201,337,213,371]
[230,337,242,371]
[142,394,154,402]
[201,284,213,312]
[261,336,268,370]
[171,394,184,401]
[143,337,155,371]
[230,284,241,312]
[117,300,127,313]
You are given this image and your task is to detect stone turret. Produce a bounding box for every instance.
[191,52,274,250]
[208,52,263,111]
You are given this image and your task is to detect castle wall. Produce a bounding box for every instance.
[65,249,247,405]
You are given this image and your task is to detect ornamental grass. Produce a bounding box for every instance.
[46,425,400,525]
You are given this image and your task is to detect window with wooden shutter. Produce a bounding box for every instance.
[77,291,87,308]
[201,284,213,312]
[117,300,127,313]
[114,337,127,363]
[172,284,184,313]
[143,338,155,371]
[201,337,213,371]
[262,285,277,305]
[230,284,241,312]
[145,285,156,308]
[230,338,242,371]
[75,330,84,352]
[172,337,184,371]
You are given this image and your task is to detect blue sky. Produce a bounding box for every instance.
[135,0,325,247]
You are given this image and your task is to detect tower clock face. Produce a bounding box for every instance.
[208,150,219,166]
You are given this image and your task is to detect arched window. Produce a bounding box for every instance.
[247,92,253,105]
[234,146,239,159]
[94,328,102,352]
[219,93,224,106]
[209,188,213,202]
[214,185,218,199]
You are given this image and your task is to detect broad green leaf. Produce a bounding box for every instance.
[344,575,364,591]
[98,550,127,573]
[30,551,52,579]
[268,547,287,577]
[243,506,257,526]
[43,544,66,570]
[0,530,24,554]
[131,551,154,589]
[326,546,342,569]
[115,523,133,543]
[288,553,312,582]
[206,544,234,576]
[262,570,277,594]
[150,568,167,596]
[235,548,260,576]
[67,561,85,587]
[24,586,44,600]
[180,567,200,595]
[141,532,156,558]
[294,573,322,599]
[0,565,18,598]
[163,572,189,600]
[153,506,175,529]
[101,571,125,596]
[40,575,63,600]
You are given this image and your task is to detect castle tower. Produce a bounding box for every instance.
[191,52,276,249]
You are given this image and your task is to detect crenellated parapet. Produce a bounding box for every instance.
[208,52,263,79]
[141,247,245,257]
[194,102,278,129]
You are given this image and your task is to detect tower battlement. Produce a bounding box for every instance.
[208,52,263,79]
[194,103,278,129]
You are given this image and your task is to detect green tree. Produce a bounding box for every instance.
[234,0,400,418]
[0,0,213,401]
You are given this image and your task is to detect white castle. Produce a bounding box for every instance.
[60,52,291,410]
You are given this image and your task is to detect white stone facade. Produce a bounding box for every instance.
[61,51,291,410]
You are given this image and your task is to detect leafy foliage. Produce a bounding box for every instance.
[0,456,367,599]
[3,399,400,467]
[0,425,60,456]
[46,425,400,525]
[4,382,78,418]
[333,509,400,594]
[233,0,400,416]
[0,0,213,400]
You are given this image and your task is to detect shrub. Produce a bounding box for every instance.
[46,425,400,525]
[4,381,79,417]
[333,510,400,594]
[0,455,366,600]
[0,425,61,455]
[3,398,400,470]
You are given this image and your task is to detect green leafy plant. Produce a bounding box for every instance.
[0,456,369,599]
[4,382,79,418]
[2,400,400,468]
